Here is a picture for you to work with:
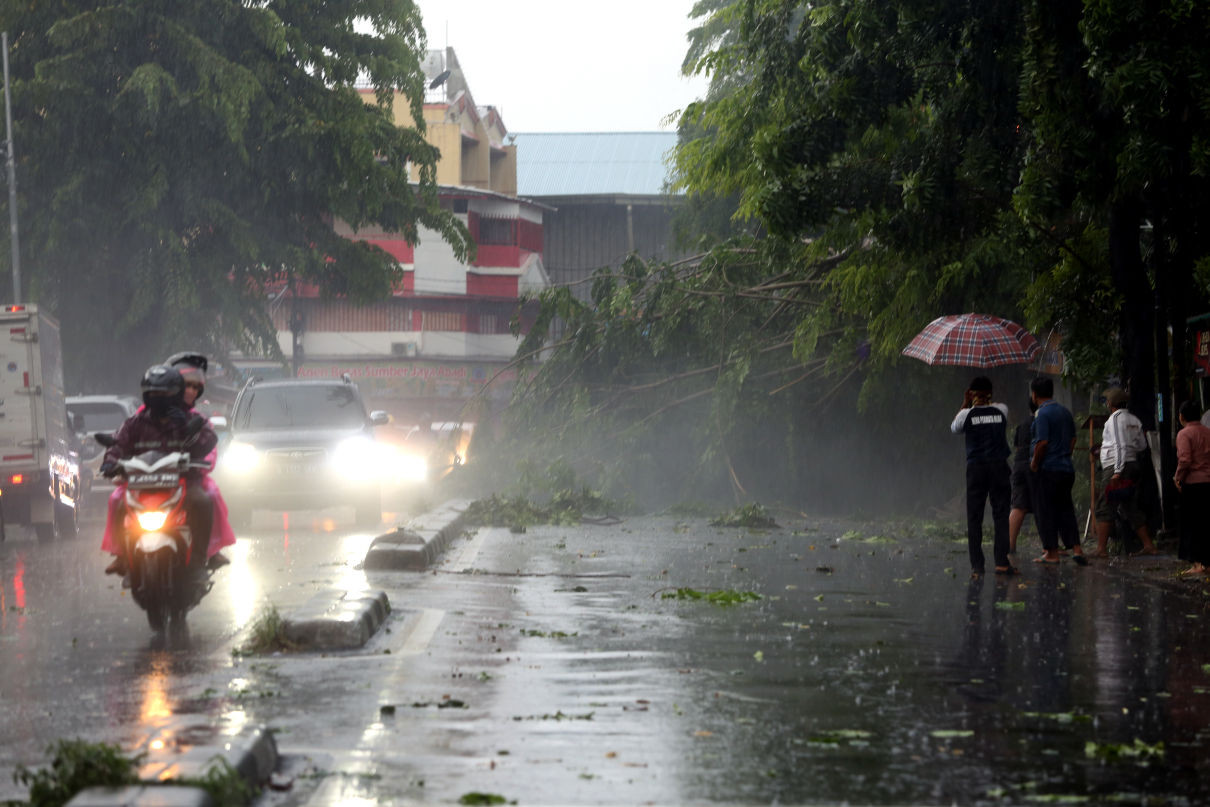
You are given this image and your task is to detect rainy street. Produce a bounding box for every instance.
[2,505,1209,805]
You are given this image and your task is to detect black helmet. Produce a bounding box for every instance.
[141,364,185,412]
[166,351,208,397]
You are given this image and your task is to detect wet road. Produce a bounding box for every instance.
[2,511,1210,805]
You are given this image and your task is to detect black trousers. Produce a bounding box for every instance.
[965,460,1011,570]
[1033,469,1080,552]
[1179,482,1210,565]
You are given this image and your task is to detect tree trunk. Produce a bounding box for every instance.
[1108,197,1154,427]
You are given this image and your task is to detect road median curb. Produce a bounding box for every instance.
[65,724,277,806]
[282,589,391,650]
[363,498,471,571]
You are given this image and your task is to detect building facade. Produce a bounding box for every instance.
[245,48,547,422]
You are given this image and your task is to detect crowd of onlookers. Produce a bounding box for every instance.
[951,376,1209,577]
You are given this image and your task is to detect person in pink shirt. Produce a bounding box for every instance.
[1174,399,1210,576]
[102,352,235,572]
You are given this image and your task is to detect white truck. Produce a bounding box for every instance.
[0,304,81,540]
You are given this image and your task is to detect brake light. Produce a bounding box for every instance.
[9,474,24,485]
[4,305,25,312]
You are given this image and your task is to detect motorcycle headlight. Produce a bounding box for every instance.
[137,511,168,532]
[222,441,262,474]
[330,437,381,479]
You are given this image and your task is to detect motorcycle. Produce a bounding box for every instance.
[96,432,213,633]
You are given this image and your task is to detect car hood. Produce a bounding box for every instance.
[229,427,371,451]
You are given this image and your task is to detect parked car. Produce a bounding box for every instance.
[214,376,390,527]
[65,394,140,513]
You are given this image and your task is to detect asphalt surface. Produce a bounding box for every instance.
[3,507,1210,805]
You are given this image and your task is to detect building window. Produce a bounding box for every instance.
[477,217,515,246]
[422,310,465,332]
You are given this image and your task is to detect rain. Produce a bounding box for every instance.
[2,2,1210,806]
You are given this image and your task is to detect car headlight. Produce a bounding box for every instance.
[395,452,428,482]
[137,511,168,532]
[330,436,382,479]
[221,441,262,474]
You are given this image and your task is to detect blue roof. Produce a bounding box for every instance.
[512,132,680,197]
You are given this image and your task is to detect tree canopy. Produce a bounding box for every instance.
[0,0,470,388]
[491,0,1210,512]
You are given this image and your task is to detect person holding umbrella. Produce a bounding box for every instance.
[950,376,1015,576]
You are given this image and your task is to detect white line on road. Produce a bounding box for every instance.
[397,607,444,656]
[444,526,506,572]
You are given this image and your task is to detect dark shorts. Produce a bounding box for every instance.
[1010,462,1032,511]
[1094,460,1146,530]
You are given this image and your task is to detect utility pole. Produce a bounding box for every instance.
[2,32,20,302]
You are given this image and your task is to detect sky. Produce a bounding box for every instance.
[411,0,710,133]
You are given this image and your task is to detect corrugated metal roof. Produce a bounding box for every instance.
[512,132,680,197]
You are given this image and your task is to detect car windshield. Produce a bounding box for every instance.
[68,402,130,432]
[237,386,365,430]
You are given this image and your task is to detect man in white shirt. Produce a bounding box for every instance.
[1093,387,1158,557]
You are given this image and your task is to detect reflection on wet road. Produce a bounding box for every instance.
[2,514,1209,805]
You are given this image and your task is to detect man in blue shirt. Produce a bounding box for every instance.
[950,376,1014,576]
[1028,376,1088,565]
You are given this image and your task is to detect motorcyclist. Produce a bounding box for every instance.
[100,365,216,581]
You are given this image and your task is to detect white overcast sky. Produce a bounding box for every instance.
[411,0,709,133]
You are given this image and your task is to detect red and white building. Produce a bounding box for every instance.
[249,48,549,421]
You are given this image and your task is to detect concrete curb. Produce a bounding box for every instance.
[363,498,471,571]
[282,588,391,650]
[65,786,213,806]
[66,724,278,807]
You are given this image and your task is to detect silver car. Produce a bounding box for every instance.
[66,394,141,509]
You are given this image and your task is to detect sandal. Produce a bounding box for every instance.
[994,566,1018,576]
[1033,555,1060,565]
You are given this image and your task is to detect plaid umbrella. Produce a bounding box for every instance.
[902,313,1040,368]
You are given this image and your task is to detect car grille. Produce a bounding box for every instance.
[264,448,327,475]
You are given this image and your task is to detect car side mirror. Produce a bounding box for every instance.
[369,410,390,426]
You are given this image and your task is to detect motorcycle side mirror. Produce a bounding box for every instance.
[94,432,117,448]
[209,415,228,432]
[185,414,206,436]
[370,410,390,426]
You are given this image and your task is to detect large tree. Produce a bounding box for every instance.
[494,0,1210,513]
[0,0,470,389]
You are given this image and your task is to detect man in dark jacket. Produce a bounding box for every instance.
[102,365,217,580]
[950,376,1015,576]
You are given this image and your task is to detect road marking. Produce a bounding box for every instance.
[397,607,444,656]
[445,526,504,572]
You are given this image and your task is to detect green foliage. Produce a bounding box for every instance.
[239,605,299,655]
[175,758,253,806]
[12,739,141,807]
[458,792,511,805]
[709,503,779,528]
[463,484,615,530]
[1083,738,1165,763]
[0,0,471,389]
[661,587,762,605]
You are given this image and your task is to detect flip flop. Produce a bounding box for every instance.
[994,566,1018,576]
[1033,555,1060,565]
[1130,548,1159,557]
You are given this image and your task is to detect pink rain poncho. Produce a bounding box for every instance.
[100,449,236,559]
